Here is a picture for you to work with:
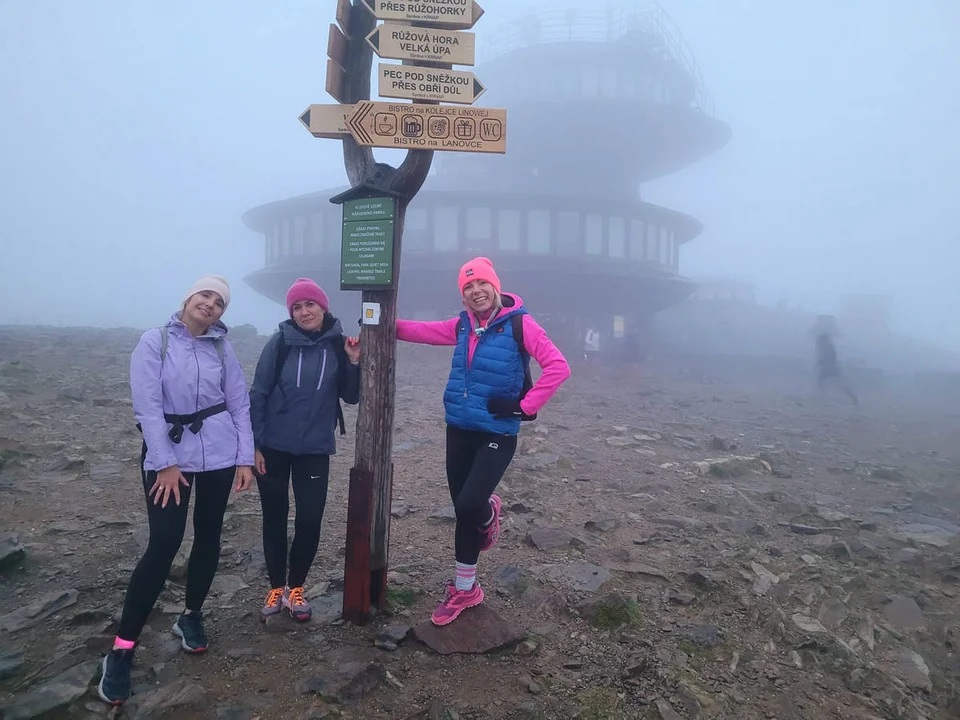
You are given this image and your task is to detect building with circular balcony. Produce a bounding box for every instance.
[242,2,731,338]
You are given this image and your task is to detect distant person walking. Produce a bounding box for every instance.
[815,331,859,405]
[397,257,570,625]
[249,278,360,622]
[99,275,255,706]
[583,327,601,363]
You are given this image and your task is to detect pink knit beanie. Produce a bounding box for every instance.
[286,277,329,315]
[457,257,501,295]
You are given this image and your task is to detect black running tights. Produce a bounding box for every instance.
[445,425,517,565]
[117,459,234,642]
[256,447,330,589]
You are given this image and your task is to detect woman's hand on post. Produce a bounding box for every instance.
[254,449,267,475]
[149,466,189,508]
[235,465,255,492]
[344,336,361,364]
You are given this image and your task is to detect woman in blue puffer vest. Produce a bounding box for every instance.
[397,257,570,626]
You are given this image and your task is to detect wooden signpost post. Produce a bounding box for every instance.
[301,0,504,625]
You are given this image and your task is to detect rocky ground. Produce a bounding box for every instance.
[1,325,959,719]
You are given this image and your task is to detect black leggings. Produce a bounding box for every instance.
[446,425,517,565]
[117,456,234,642]
[256,447,330,589]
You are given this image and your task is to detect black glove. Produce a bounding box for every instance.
[487,397,524,419]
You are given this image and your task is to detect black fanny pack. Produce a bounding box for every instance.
[136,402,228,444]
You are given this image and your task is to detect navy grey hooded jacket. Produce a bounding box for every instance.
[249,316,360,456]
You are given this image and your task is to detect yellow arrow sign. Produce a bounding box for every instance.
[346,101,506,153]
[366,24,475,65]
[378,64,485,104]
[361,0,484,29]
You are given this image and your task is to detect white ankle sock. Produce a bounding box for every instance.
[455,562,477,591]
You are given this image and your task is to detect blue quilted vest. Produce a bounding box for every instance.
[443,307,527,436]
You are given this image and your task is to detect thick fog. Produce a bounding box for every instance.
[1,1,957,350]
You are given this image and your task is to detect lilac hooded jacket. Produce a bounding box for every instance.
[130,314,255,473]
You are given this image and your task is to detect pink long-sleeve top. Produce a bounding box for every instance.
[396,293,570,416]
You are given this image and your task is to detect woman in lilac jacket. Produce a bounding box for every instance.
[98,275,255,706]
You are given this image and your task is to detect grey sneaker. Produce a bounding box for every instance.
[172,612,208,653]
[261,587,284,620]
[97,648,134,705]
[282,586,312,621]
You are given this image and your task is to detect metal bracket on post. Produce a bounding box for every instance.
[362,163,401,194]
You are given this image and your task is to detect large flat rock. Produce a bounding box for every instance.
[0,588,78,633]
[542,562,612,592]
[413,604,526,655]
[0,660,97,720]
[0,532,25,573]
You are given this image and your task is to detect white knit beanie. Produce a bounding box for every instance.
[183,274,231,310]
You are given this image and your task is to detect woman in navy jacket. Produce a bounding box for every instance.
[249,278,360,621]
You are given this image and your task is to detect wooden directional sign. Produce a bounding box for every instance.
[299,104,355,138]
[328,23,348,67]
[336,0,351,34]
[361,0,484,29]
[346,101,506,153]
[326,59,347,104]
[366,24,475,66]
[377,64,485,104]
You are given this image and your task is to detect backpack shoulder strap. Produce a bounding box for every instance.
[511,312,535,408]
[159,326,169,362]
[511,313,527,357]
[213,337,225,362]
[332,334,349,436]
[272,333,291,391]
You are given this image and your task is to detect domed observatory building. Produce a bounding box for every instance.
[242,2,730,340]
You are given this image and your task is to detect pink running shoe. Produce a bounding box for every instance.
[431,583,484,626]
[479,494,502,552]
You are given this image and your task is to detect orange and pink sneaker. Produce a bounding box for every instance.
[283,586,312,622]
[479,494,502,552]
[431,582,484,626]
[261,587,284,620]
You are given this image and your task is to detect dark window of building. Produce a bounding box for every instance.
[609,217,626,258]
[528,210,551,254]
[307,213,324,254]
[324,208,340,254]
[498,209,521,251]
[629,219,645,261]
[434,207,459,252]
[266,223,278,264]
[292,216,306,255]
[646,222,658,262]
[584,214,603,255]
[465,207,493,254]
[405,207,429,251]
[557,212,580,256]
[466,207,491,238]
[280,218,291,258]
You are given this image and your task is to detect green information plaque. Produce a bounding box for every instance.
[340,198,395,290]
